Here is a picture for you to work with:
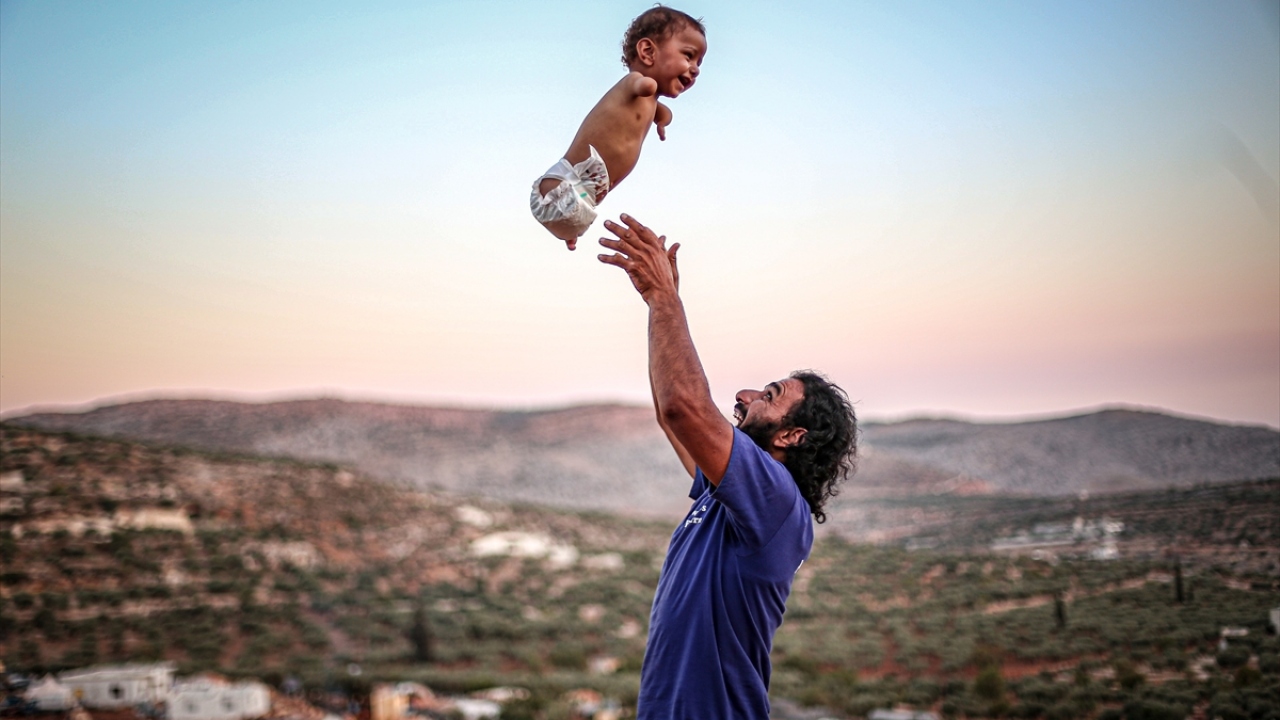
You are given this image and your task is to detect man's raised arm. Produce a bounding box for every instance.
[598,214,734,484]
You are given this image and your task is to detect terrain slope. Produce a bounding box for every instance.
[10,400,1278,517]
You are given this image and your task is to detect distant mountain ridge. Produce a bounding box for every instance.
[860,408,1280,495]
[7,398,694,518]
[9,399,1278,516]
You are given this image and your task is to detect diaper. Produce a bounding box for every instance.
[530,145,610,240]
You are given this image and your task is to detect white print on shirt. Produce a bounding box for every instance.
[684,504,709,529]
[794,559,805,576]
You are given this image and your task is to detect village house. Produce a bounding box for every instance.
[24,676,75,712]
[868,710,941,720]
[168,676,271,720]
[59,663,175,709]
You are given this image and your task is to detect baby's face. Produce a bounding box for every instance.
[646,24,707,98]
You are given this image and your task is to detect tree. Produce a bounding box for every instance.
[406,605,433,663]
[975,666,1005,702]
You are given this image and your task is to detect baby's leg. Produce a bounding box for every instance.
[538,177,561,198]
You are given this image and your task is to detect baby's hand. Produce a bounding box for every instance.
[655,102,673,141]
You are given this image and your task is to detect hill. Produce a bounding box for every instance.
[8,400,1278,516]
[858,409,1280,495]
[0,423,673,682]
[7,399,693,518]
[2,424,1277,720]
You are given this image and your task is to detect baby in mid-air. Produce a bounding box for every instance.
[530,6,707,250]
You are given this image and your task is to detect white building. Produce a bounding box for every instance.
[24,676,75,712]
[168,676,271,720]
[60,663,175,709]
[869,710,940,720]
[451,698,500,720]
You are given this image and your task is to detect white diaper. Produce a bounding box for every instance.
[530,145,610,241]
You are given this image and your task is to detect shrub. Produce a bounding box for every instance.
[549,643,586,670]
[1217,646,1250,669]
[1122,698,1189,720]
[975,666,1005,701]
[1233,665,1262,687]
[1114,659,1146,691]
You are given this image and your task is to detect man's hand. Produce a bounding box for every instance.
[600,213,732,483]
[598,214,681,302]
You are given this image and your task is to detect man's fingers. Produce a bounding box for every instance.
[597,252,629,269]
[598,237,627,254]
[603,218,651,255]
[602,219,633,245]
[668,241,681,289]
[618,213,657,243]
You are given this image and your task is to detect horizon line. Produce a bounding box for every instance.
[3,388,1276,431]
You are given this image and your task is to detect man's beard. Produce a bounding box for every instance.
[739,416,783,453]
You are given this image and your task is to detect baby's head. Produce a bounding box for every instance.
[622,6,707,97]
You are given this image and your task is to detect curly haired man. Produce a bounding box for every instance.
[599,214,859,719]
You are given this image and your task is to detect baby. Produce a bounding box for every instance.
[530,6,707,250]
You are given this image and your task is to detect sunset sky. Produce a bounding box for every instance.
[2,0,1278,428]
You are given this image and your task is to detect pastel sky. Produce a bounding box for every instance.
[2,0,1278,428]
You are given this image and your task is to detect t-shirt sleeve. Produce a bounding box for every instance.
[710,427,803,549]
[689,469,709,500]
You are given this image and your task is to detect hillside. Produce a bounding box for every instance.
[7,399,694,518]
[8,401,1278,517]
[859,409,1280,495]
[3,425,1277,720]
[0,423,673,682]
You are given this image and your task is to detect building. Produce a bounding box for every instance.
[168,676,271,720]
[24,676,75,712]
[59,663,175,709]
[868,710,941,720]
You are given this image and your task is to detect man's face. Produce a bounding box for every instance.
[733,378,806,454]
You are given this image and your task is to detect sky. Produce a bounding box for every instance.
[2,0,1278,428]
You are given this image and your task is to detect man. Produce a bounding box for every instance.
[598,214,859,719]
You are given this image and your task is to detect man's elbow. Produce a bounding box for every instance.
[659,400,699,432]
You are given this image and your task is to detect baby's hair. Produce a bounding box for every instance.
[621,5,706,67]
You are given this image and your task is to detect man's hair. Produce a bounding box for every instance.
[621,5,706,67]
[781,371,858,524]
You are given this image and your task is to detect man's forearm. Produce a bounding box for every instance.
[647,293,711,426]
[596,214,732,480]
[650,365,696,478]
[646,291,731,481]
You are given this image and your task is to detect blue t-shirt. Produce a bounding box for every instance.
[637,427,814,720]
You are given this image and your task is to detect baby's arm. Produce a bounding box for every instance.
[628,71,658,99]
[654,102,672,141]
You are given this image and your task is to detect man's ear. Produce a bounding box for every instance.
[775,426,807,450]
[636,37,658,66]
